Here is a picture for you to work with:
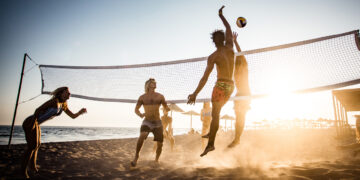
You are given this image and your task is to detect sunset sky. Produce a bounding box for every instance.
[0,0,359,128]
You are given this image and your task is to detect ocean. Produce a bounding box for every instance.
[0,125,190,145]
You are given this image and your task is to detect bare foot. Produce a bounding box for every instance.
[130,161,137,167]
[23,171,30,179]
[131,155,138,167]
[200,145,215,157]
[202,133,210,138]
[29,165,39,173]
[227,140,240,148]
[154,160,160,165]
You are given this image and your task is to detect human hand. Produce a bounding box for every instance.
[187,93,197,105]
[79,108,87,114]
[219,5,225,15]
[232,32,238,41]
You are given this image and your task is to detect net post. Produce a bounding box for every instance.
[355,30,360,51]
[8,53,27,149]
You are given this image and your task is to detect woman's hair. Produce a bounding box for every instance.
[144,78,156,93]
[51,87,68,101]
[211,30,225,47]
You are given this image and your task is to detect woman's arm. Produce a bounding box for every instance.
[233,32,241,52]
[64,106,87,119]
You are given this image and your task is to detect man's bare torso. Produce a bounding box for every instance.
[140,92,164,121]
[210,46,234,81]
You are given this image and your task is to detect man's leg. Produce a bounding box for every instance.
[153,126,164,162]
[200,102,222,157]
[131,132,149,167]
[155,141,163,162]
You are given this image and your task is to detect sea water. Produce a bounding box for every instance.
[0,125,190,145]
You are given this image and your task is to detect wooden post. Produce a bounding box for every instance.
[190,114,192,129]
[333,95,340,137]
[339,103,345,137]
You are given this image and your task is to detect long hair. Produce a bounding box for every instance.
[51,87,68,101]
[144,78,156,93]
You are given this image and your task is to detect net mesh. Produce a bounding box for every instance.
[39,30,360,103]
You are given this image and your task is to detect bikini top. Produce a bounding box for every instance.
[37,105,63,125]
[202,110,212,117]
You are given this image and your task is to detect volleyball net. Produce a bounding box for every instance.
[39,30,360,103]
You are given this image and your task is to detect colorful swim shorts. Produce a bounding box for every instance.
[211,79,234,103]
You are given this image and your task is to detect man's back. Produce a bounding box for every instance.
[210,45,234,81]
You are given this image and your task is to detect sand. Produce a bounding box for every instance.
[1,129,360,179]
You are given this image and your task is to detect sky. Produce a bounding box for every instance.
[0,0,359,129]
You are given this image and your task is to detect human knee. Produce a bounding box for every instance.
[139,132,149,140]
[36,142,41,149]
[28,143,37,150]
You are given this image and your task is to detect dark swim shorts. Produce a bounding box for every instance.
[140,120,164,142]
[211,79,234,104]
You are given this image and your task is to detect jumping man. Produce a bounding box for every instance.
[187,6,235,157]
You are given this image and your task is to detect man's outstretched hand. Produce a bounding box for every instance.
[187,94,197,105]
[219,5,225,15]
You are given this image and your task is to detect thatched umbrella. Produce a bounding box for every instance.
[221,114,235,131]
[182,110,200,129]
[162,103,184,117]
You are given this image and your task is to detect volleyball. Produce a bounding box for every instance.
[236,17,247,28]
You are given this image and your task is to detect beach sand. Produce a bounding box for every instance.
[1,129,360,179]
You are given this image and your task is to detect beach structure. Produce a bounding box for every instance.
[182,110,200,130]
[168,103,184,117]
[221,114,235,131]
[332,88,360,137]
[162,103,184,117]
[9,30,360,146]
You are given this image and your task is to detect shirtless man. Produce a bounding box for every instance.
[131,78,170,167]
[187,6,234,157]
[228,32,251,148]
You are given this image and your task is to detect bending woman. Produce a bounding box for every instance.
[21,87,87,178]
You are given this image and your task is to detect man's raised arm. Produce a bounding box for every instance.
[219,6,233,48]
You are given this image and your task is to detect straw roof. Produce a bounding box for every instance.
[333,88,360,111]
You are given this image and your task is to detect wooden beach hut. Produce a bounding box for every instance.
[332,88,360,137]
